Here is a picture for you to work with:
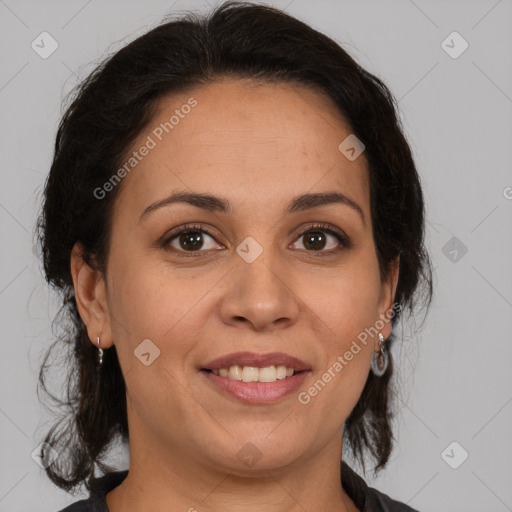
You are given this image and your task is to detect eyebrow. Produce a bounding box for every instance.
[139,190,365,225]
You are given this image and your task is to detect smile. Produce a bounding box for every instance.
[200,367,310,403]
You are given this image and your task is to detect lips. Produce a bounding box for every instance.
[201,369,310,403]
[202,351,311,372]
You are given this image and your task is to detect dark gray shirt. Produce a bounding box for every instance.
[58,461,419,512]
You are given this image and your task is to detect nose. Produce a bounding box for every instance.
[218,248,300,332]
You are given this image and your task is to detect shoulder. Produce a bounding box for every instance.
[57,499,93,512]
[340,461,420,512]
[365,485,420,512]
[56,470,129,512]
[56,496,106,512]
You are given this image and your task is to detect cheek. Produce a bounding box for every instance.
[108,247,184,330]
[296,261,380,408]
[303,261,381,343]
[105,259,203,424]
[106,252,222,372]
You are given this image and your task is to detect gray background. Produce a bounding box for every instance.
[1,0,511,511]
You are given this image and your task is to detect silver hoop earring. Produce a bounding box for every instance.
[371,332,388,377]
[96,336,104,367]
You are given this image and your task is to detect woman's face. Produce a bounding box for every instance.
[75,79,398,474]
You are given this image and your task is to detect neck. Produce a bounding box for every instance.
[106,437,359,512]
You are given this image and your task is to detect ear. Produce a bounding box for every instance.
[376,254,400,345]
[70,242,114,349]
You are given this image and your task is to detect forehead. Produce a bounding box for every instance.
[113,79,370,220]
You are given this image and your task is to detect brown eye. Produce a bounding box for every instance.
[163,224,223,255]
[302,231,328,251]
[177,231,205,251]
[292,223,350,253]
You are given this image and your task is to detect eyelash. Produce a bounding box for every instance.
[161,222,351,257]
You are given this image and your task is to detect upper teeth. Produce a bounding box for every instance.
[211,365,295,382]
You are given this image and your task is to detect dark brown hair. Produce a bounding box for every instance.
[36,0,433,493]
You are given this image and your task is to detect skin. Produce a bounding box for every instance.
[71,78,399,512]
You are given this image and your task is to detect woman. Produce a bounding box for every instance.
[37,2,433,511]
